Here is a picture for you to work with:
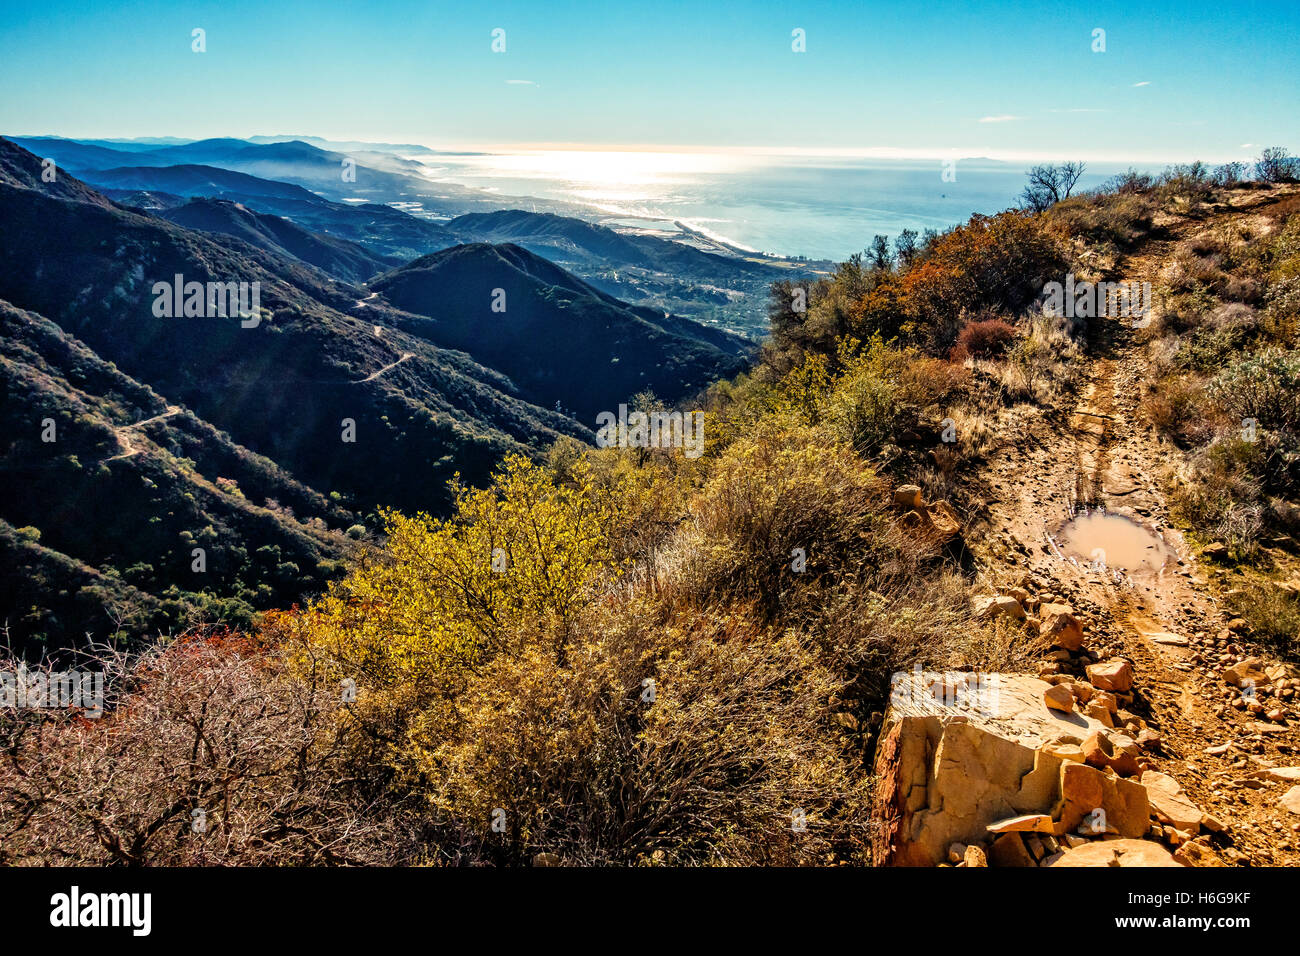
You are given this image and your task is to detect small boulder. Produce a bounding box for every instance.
[927,500,962,542]
[976,595,1026,621]
[1174,839,1226,867]
[1281,786,1300,816]
[989,832,1037,868]
[1258,766,1300,783]
[1039,603,1084,651]
[1087,659,1134,693]
[1082,730,1141,778]
[893,485,923,509]
[1084,700,1115,727]
[1044,684,1075,712]
[1223,658,1271,690]
[1140,770,1205,832]
[963,844,988,867]
[1055,762,1150,838]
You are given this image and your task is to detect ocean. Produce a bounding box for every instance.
[410,149,1147,262]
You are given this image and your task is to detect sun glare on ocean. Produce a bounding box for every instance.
[462,148,746,203]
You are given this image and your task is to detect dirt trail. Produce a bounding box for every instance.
[354,352,413,383]
[971,190,1300,865]
[105,405,181,461]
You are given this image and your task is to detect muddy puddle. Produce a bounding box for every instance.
[1053,511,1175,575]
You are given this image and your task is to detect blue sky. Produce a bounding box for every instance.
[0,0,1295,161]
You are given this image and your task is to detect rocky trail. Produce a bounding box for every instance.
[874,189,1300,867]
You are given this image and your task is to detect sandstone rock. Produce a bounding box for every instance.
[1174,839,1226,867]
[989,832,1037,868]
[1258,766,1300,783]
[1055,762,1150,838]
[948,842,967,863]
[1223,658,1271,689]
[927,500,962,542]
[893,485,923,509]
[1110,733,1139,757]
[1072,681,1096,703]
[1140,770,1204,832]
[1143,631,1189,647]
[1087,659,1134,693]
[976,595,1026,621]
[963,844,988,867]
[1041,738,1086,764]
[1136,729,1162,750]
[1084,700,1115,727]
[1002,586,1031,605]
[1281,786,1300,815]
[1040,603,1084,651]
[1082,730,1141,777]
[1266,663,1294,683]
[1042,838,1184,867]
[1045,684,1075,712]
[987,813,1055,834]
[871,671,1109,866]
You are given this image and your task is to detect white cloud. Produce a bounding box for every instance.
[1132,81,1151,87]
[506,79,537,86]
[978,114,1022,123]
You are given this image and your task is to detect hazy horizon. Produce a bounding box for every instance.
[2,0,1296,165]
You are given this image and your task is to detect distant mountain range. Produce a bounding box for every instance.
[11,134,819,334]
[0,136,752,650]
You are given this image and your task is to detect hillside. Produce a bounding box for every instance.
[0,298,355,650]
[448,209,799,332]
[370,241,755,421]
[159,198,402,283]
[0,138,696,648]
[0,137,595,517]
[86,162,323,202]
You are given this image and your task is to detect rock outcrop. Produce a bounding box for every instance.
[872,668,1192,867]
